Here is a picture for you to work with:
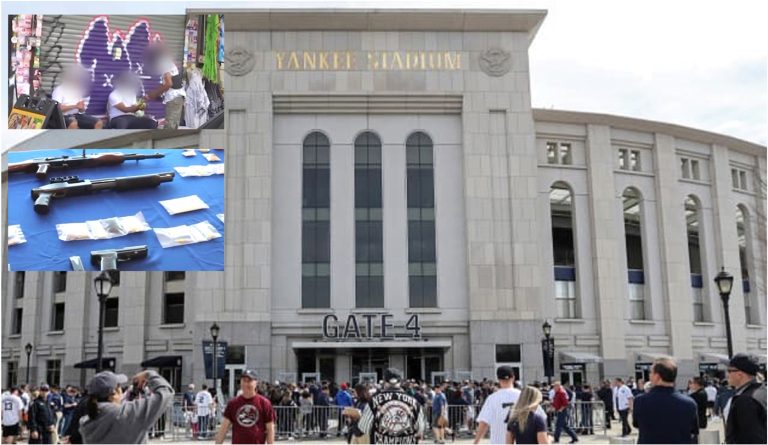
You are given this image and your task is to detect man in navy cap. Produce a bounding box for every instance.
[215,369,275,444]
[27,385,55,444]
[724,353,766,444]
[352,368,426,444]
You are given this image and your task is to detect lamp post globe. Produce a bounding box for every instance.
[542,320,552,338]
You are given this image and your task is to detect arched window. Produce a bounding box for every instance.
[623,188,647,320]
[685,196,705,321]
[406,132,436,308]
[302,132,330,308]
[736,206,757,324]
[550,182,578,318]
[354,132,384,308]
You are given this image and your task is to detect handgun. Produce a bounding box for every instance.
[90,245,149,271]
[31,171,175,214]
[9,151,165,179]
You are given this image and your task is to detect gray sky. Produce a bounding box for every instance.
[2,0,766,147]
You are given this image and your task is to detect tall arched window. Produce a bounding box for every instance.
[302,132,331,308]
[623,188,647,320]
[355,132,384,308]
[406,132,437,307]
[736,206,757,324]
[685,196,705,321]
[550,182,578,318]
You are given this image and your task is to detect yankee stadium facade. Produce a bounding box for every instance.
[2,9,766,395]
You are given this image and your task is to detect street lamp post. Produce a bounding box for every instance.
[210,323,220,397]
[541,320,555,385]
[24,343,33,384]
[94,272,113,373]
[714,268,735,359]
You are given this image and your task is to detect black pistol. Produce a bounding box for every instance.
[9,151,165,179]
[90,245,149,271]
[31,171,175,214]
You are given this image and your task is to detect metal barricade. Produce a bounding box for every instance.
[162,401,224,441]
[542,401,607,437]
[273,405,344,440]
[419,402,482,440]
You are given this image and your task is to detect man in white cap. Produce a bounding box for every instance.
[215,369,275,444]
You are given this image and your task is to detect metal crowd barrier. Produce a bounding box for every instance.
[153,400,606,441]
[152,402,224,440]
[540,401,607,437]
[273,405,346,439]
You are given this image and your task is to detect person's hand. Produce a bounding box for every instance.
[48,425,56,432]
[142,94,151,102]
[31,431,39,439]
[132,370,150,390]
[77,100,85,111]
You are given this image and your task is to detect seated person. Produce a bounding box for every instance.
[52,66,103,129]
[107,72,157,129]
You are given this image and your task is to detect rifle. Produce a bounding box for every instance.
[9,151,165,179]
[31,171,175,214]
[90,245,149,271]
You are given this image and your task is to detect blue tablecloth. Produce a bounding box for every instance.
[7,148,224,271]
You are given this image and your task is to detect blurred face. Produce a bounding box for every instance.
[241,377,257,394]
[727,367,748,388]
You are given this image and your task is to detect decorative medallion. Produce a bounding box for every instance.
[224,47,255,76]
[479,48,512,77]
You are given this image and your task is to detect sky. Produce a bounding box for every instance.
[1,0,766,148]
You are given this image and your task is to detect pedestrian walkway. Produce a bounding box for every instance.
[147,417,726,444]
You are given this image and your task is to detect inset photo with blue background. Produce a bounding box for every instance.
[6,148,225,271]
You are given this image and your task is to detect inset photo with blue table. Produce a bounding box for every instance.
[6,148,225,271]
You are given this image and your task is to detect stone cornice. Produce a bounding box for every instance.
[204,9,546,39]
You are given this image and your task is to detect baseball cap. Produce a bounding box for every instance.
[340,383,348,390]
[497,366,516,380]
[87,371,128,399]
[384,368,403,384]
[240,369,259,380]
[729,353,760,376]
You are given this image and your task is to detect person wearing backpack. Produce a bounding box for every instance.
[724,353,766,444]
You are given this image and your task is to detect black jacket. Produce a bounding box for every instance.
[28,396,56,432]
[725,380,767,444]
[689,388,708,429]
[632,386,698,444]
[596,386,613,412]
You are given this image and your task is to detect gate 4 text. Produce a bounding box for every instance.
[322,313,422,340]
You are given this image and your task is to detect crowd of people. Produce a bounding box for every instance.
[2,353,765,444]
[48,41,185,130]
